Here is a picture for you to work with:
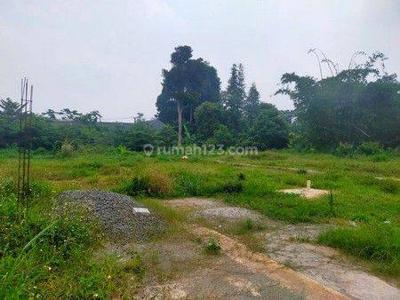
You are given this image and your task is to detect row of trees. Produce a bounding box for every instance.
[156,46,289,149]
[0,98,127,149]
[0,99,174,151]
[1,47,399,152]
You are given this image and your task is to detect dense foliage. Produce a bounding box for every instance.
[2,48,398,153]
[276,52,400,150]
[156,46,289,149]
[1,45,289,152]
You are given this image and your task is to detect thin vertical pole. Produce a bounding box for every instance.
[22,79,28,203]
[18,78,25,203]
[17,77,34,208]
[26,85,33,196]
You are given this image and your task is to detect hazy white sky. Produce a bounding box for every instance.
[1,0,399,121]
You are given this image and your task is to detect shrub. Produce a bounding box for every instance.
[371,153,391,162]
[117,176,150,196]
[175,172,203,196]
[378,180,399,194]
[146,169,173,196]
[237,173,246,181]
[204,238,221,255]
[335,143,354,157]
[234,218,265,235]
[222,181,243,194]
[117,170,172,197]
[297,168,307,175]
[59,141,74,158]
[29,181,54,199]
[0,177,16,196]
[123,253,145,278]
[357,142,383,156]
[116,145,129,156]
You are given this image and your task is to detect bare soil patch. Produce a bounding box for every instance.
[264,224,400,300]
[163,197,400,299]
[279,188,330,199]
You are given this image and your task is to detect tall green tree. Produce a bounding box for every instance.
[249,103,289,149]
[156,46,221,145]
[243,83,261,122]
[194,102,225,141]
[223,63,246,132]
[0,98,19,118]
[0,98,19,147]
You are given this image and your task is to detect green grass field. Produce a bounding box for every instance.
[1,148,400,296]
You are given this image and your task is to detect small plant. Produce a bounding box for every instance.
[0,177,16,196]
[371,153,391,162]
[297,168,307,175]
[146,169,173,196]
[379,180,399,194]
[244,218,254,230]
[123,254,146,278]
[117,171,172,197]
[222,181,243,193]
[59,141,74,158]
[357,142,383,156]
[29,181,53,199]
[328,191,336,217]
[204,238,221,255]
[175,172,204,196]
[351,214,370,223]
[118,176,150,196]
[235,218,265,234]
[116,145,129,156]
[335,143,354,157]
[237,173,246,181]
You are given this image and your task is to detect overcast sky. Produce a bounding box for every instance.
[1,0,399,121]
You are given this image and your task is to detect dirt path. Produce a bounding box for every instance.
[164,198,400,300]
[193,226,347,299]
[264,224,400,300]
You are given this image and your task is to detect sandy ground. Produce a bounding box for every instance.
[279,188,330,199]
[161,197,400,300]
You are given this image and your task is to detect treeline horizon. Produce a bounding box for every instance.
[1,46,399,154]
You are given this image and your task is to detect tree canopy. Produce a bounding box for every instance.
[276,52,400,150]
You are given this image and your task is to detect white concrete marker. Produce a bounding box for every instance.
[133,207,150,214]
[307,180,311,189]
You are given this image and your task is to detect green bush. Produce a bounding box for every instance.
[59,141,74,158]
[221,181,243,194]
[357,142,383,156]
[175,172,204,196]
[117,176,150,196]
[371,153,391,162]
[378,180,399,194]
[204,238,221,255]
[335,143,354,157]
[234,218,265,235]
[29,181,54,199]
[117,171,173,197]
[0,177,16,196]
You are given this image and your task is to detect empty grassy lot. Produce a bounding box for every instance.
[1,148,400,296]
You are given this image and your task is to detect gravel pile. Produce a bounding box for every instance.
[56,190,163,243]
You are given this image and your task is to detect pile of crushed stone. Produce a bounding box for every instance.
[56,190,163,243]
